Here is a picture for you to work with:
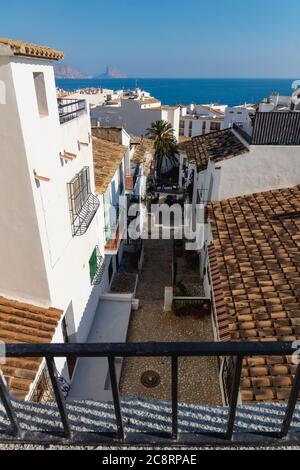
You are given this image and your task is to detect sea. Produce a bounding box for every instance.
[55,78,296,107]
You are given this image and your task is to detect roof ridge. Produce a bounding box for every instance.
[0,37,64,60]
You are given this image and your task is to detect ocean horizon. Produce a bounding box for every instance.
[56,78,296,107]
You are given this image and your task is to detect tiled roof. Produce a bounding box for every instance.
[0,297,63,400]
[130,136,155,176]
[0,38,64,61]
[130,136,155,163]
[136,98,161,105]
[92,131,127,194]
[183,129,249,171]
[200,105,225,116]
[208,185,300,403]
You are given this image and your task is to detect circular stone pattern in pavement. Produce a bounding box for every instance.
[141,370,161,388]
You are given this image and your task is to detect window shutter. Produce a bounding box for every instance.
[89,248,98,283]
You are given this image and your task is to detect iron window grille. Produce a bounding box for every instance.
[67,167,100,236]
[89,246,105,285]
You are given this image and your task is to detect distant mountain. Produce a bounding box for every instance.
[96,66,127,79]
[54,64,92,79]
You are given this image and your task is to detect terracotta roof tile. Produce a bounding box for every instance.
[0,38,64,60]
[92,129,127,194]
[208,185,300,403]
[0,297,63,400]
[181,129,248,171]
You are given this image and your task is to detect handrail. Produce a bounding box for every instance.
[0,341,300,446]
[3,341,298,357]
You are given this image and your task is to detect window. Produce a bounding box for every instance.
[33,72,49,117]
[67,167,100,236]
[70,167,90,215]
[210,122,221,132]
[179,120,185,136]
[189,121,193,137]
[202,121,206,133]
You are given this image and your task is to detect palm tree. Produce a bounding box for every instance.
[146,120,179,180]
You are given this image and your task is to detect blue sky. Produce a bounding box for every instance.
[1,0,300,77]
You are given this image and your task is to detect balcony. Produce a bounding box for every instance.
[125,175,135,191]
[89,246,105,285]
[57,98,87,125]
[70,193,100,236]
[0,341,300,447]
[104,205,126,253]
[125,165,139,192]
[105,224,121,252]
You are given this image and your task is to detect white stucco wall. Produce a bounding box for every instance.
[91,100,180,140]
[0,55,105,348]
[0,57,52,305]
[216,145,300,201]
[193,144,300,204]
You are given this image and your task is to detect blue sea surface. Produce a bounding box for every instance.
[56,78,295,107]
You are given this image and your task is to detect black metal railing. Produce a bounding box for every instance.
[0,342,300,446]
[90,246,105,286]
[57,99,87,125]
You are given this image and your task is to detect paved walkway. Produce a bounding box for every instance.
[120,239,222,406]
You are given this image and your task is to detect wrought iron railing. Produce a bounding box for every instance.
[70,193,100,237]
[91,247,105,285]
[57,99,87,125]
[0,342,300,446]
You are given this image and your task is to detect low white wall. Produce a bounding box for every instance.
[217,145,300,200]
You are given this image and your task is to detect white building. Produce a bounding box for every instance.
[91,90,180,141]
[223,103,256,135]
[58,87,123,109]
[0,37,110,400]
[0,38,153,403]
[179,104,226,139]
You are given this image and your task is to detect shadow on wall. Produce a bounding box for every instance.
[59,260,113,384]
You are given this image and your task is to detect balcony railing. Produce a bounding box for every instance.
[70,193,100,237]
[0,342,300,447]
[57,99,87,125]
[90,246,105,286]
[104,205,126,251]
